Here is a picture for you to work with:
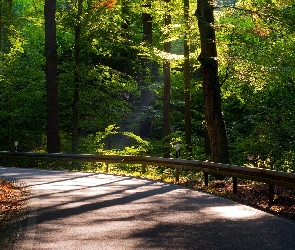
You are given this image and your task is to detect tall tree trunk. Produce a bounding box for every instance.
[184,0,192,157]
[45,0,60,153]
[0,0,2,52]
[71,0,83,154]
[139,2,153,138]
[195,0,229,163]
[120,0,131,75]
[163,0,171,158]
[0,0,12,52]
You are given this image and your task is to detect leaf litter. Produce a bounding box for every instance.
[0,177,31,249]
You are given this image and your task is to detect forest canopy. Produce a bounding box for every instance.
[0,0,295,172]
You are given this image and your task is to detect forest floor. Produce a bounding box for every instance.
[0,176,294,249]
[0,178,30,250]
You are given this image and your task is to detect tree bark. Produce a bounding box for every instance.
[163,0,171,158]
[195,0,229,163]
[139,2,153,138]
[71,0,83,154]
[45,0,60,153]
[184,0,192,157]
[0,0,13,52]
[0,0,2,52]
[120,0,131,75]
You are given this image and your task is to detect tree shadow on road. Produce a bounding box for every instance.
[2,168,295,250]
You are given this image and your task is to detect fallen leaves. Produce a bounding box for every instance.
[0,177,30,249]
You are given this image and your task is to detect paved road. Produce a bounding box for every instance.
[1,167,295,250]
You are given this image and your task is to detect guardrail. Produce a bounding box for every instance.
[1,151,295,204]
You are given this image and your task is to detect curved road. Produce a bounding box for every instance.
[1,167,295,250]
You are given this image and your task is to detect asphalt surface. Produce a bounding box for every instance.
[1,167,295,250]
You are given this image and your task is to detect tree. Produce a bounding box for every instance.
[163,0,171,157]
[218,0,295,171]
[71,0,83,153]
[45,0,60,153]
[0,0,13,52]
[195,0,229,163]
[184,0,192,156]
[139,1,153,139]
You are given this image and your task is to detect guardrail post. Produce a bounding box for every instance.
[233,177,237,195]
[204,172,209,186]
[142,164,146,174]
[175,167,180,182]
[268,184,274,205]
[106,163,109,173]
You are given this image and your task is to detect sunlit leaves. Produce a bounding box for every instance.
[59,64,139,133]
[217,1,295,170]
[0,0,49,148]
[80,124,149,155]
[95,0,118,10]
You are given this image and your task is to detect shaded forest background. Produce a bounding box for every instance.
[1,0,295,172]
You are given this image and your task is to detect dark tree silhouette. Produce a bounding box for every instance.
[44,0,60,153]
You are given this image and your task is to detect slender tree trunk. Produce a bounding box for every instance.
[195,0,229,163]
[140,2,153,138]
[0,0,12,52]
[0,0,2,52]
[71,86,79,153]
[45,0,60,153]
[184,0,192,157]
[163,0,171,158]
[120,0,131,75]
[72,0,83,154]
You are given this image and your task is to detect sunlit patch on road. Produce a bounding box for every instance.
[202,205,261,219]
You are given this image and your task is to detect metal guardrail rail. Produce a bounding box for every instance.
[0,151,294,203]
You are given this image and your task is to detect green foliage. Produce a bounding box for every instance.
[59,64,139,135]
[2,0,295,174]
[0,4,46,151]
[217,0,295,171]
[79,124,149,155]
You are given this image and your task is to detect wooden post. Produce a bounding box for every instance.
[268,184,274,205]
[204,172,209,186]
[142,164,146,173]
[106,163,109,173]
[176,168,180,182]
[233,177,237,195]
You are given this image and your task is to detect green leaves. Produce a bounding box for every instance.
[218,1,295,170]
[80,124,149,155]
